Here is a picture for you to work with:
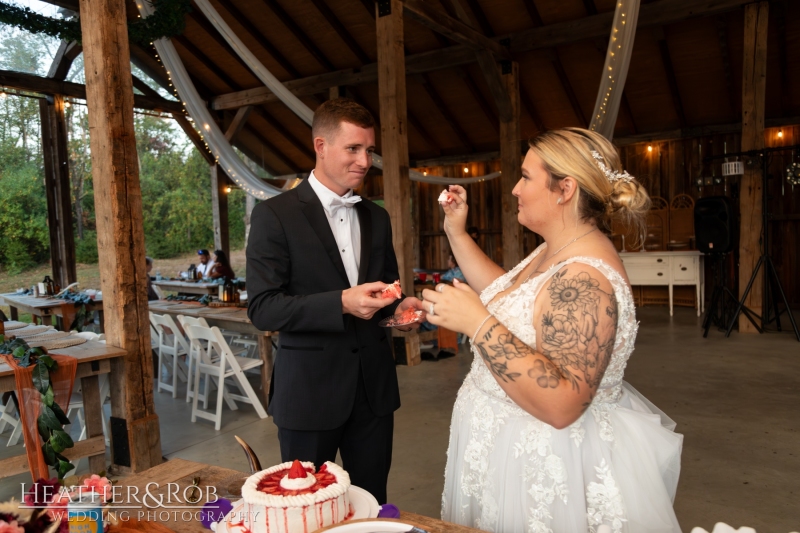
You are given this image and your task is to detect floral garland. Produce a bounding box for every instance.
[0,0,191,46]
[0,335,75,480]
[56,290,93,332]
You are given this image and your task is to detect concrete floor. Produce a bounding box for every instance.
[1,306,798,531]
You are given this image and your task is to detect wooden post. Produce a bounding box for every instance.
[500,61,522,270]
[78,0,161,472]
[738,1,768,333]
[211,165,230,258]
[40,95,77,288]
[376,0,414,294]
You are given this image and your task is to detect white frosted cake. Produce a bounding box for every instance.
[222,460,351,533]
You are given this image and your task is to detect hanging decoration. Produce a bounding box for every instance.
[589,0,641,140]
[0,0,191,46]
[786,161,800,186]
[191,0,501,188]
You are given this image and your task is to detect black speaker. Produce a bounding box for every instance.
[694,196,736,254]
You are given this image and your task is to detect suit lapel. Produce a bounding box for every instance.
[355,202,372,285]
[297,180,349,286]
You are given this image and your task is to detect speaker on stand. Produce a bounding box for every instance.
[694,197,759,336]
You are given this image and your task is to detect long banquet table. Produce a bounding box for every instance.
[0,339,126,479]
[152,280,221,296]
[113,458,482,532]
[147,300,276,408]
[0,292,105,330]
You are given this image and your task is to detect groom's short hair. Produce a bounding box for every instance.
[312,98,375,141]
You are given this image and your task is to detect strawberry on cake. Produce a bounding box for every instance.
[378,280,402,300]
[221,460,351,533]
[394,306,423,325]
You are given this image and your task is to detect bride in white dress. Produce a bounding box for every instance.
[421,128,683,533]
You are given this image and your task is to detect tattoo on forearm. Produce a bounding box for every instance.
[475,340,522,383]
[528,359,560,388]
[539,269,617,393]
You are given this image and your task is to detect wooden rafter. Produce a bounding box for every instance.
[308,0,371,64]
[459,69,499,133]
[130,45,172,90]
[214,0,301,78]
[519,82,546,134]
[208,0,752,111]
[356,0,375,20]
[173,113,215,165]
[0,69,183,113]
[421,73,474,151]
[255,0,335,70]
[402,0,510,59]
[250,107,316,162]
[240,121,300,172]
[186,9,259,80]
[48,41,82,80]
[234,140,281,176]
[174,36,239,91]
[775,1,790,116]
[225,105,254,142]
[521,0,544,26]
[620,91,638,134]
[582,0,598,16]
[548,51,587,127]
[655,29,687,128]
[461,0,494,36]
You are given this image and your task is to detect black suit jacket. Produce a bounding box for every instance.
[246,179,402,431]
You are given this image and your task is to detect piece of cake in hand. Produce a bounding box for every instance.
[437,189,454,205]
[379,280,402,300]
[221,460,351,533]
[395,306,423,325]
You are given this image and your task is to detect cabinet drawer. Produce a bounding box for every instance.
[672,257,697,282]
[627,266,669,285]
[620,255,669,268]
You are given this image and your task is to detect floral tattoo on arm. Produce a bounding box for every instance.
[539,269,617,393]
[474,269,617,397]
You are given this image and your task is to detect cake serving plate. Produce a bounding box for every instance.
[215,486,379,532]
[315,519,426,532]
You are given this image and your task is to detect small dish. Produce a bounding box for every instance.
[378,309,424,328]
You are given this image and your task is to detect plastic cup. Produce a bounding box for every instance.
[418,272,427,282]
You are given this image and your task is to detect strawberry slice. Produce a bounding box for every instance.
[287,460,307,479]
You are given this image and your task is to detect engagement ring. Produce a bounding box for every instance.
[429,303,436,316]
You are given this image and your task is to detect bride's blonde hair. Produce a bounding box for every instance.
[528,127,651,248]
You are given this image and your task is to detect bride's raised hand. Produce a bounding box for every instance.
[441,185,468,237]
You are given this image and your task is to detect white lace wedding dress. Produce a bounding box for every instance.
[442,245,683,533]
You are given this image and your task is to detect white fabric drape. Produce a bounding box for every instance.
[191,0,501,187]
[589,0,641,140]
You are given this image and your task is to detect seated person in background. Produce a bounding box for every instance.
[196,249,215,277]
[441,253,466,284]
[145,256,159,301]
[209,250,236,280]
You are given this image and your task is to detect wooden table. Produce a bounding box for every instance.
[0,339,126,479]
[148,301,275,408]
[152,280,221,296]
[0,293,104,330]
[114,458,482,533]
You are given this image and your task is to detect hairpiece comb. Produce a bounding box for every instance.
[591,150,633,183]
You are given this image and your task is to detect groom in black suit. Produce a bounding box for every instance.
[246,98,422,503]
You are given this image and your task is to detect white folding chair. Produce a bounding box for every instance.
[184,324,267,430]
[152,284,165,300]
[149,312,190,398]
[65,374,111,470]
[0,397,22,446]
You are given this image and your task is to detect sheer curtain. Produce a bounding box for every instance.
[589,0,641,140]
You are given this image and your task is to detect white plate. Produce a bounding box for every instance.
[319,520,418,532]
[215,485,379,532]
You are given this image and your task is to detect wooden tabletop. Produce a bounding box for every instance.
[0,340,126,377]
[1,293,86,309]
[148,300,255,326]
[113,459,481,533]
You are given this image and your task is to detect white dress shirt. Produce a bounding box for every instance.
[308,171,361,287]
[197,260,214,277]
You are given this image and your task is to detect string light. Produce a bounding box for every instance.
[647,144,653,152]
[778,129,784,138]
[463,167,469,173]
[225,186,232,193]
[64,100,71,108]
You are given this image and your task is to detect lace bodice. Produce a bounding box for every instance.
[466,244,638,407]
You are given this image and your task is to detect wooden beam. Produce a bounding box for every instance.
[0,69,184,113]
[211,165,230,257]
[174,36,240,91]
[234,138,281,176]
[0,436,105,479]
[656,30,687,128]
[47,41,82,80]
[173,113,215,165]
[620,91,638,134]
[421,73,474,151]
[549,52,587,127]
[187,9,258,76]
[738,1,768,333]
[612,115,800,146]
[242,124,301,172]
[500,62,522,269]
[521,0,544,26]
[775,1,790,116]
[520,82,546,133]
[78,0,161,472]
[40,95,77,288]
[256,0,335,70]
[377,0,415,296]
[130,44,172,91]
[402,0,510,59]
[459,69,499,133]
[582,0,598,16]
[357,0,375,19]
[308,0,371,64]
[210,0,752,111]
[214,0,301,78]
[225,106,254,142]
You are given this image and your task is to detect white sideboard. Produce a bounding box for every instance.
[619,251,705,316]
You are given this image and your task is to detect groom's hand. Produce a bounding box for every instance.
[392,297,425,332]
[342,282,396,319]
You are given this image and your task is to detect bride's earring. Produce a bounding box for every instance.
[556,197,563,205]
